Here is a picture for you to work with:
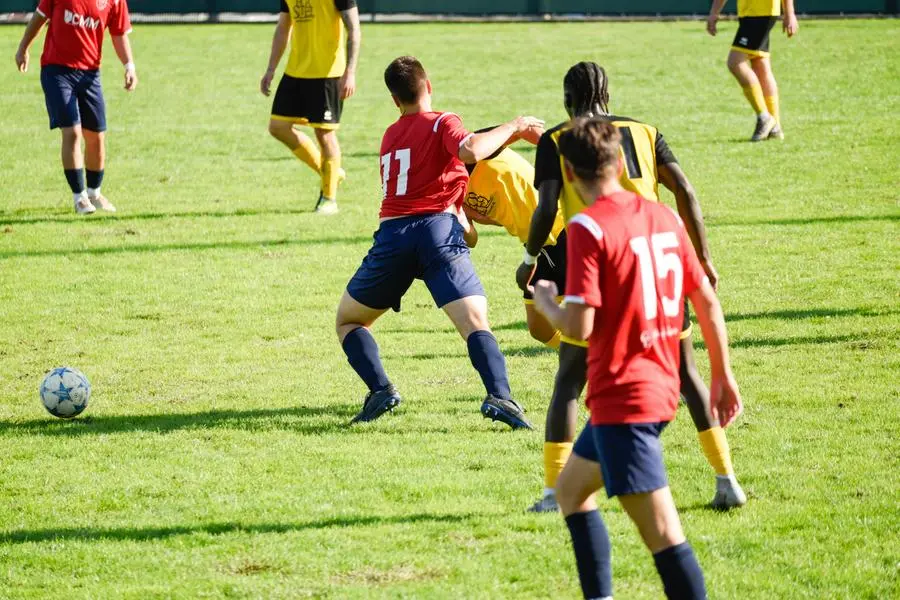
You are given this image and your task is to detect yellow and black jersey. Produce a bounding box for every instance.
[280,0,355,79]
[738,0,781,17]
[464,148,566,246]
[533,115,678,224]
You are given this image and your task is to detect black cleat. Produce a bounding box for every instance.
[480,395,533,430]
[350,385,401,424]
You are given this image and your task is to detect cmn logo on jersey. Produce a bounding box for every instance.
[64,9,101,29]
[291,0,314,22]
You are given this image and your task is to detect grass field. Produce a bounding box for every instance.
[1,18,899,599]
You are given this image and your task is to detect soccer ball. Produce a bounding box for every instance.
[39,367,91,418]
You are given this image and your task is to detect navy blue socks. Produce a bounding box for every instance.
[64,169,85,195]
[86,169,104,192]
[565,510,613,599]
[342,327,391,393]
[653,542,707,599]
[466,330,511,400]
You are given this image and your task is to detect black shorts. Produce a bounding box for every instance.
[732,16,778,56]
[524,230,567,302]
[271,75,342,128]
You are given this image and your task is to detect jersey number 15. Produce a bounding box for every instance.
[629,232,683,320]
[381,148,411,197]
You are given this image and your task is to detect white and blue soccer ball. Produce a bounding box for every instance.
[40,367,91,419]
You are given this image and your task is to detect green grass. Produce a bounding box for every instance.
[1,18,898,599]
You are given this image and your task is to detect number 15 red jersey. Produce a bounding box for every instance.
[564,191,708,425]
[379,112,473,219]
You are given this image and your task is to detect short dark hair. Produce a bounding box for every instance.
[384,56,427,104]
[558,118,622,181]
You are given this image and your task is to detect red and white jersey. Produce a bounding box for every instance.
[37,0,132,71]
[564,191,708,425]
[379,111,473,219]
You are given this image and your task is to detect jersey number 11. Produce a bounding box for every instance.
[381,148,411,197]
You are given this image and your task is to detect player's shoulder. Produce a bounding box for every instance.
[607,114,659,135]
[568,208,606,242]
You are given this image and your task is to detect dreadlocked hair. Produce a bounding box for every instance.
[563,61,610,116]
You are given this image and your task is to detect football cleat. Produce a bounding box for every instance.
[480,395,533,430]
[350,385,401,424]
[527,491,560,513]
[768,125,785,140]
[74,195,96,215]
[751,113,777,142]
[314,193,339,215]
[89,193,117,212]
[711,474,748,510]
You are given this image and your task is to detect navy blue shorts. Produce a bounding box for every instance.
[573,421,670,498]
[346,212,485,312]
[40,65,106,131]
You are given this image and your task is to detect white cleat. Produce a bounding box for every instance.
[314,194,339,215]
[74,196,96,215]
[711,474,747,510]
[527,491,560,513]
[89,194,117,212]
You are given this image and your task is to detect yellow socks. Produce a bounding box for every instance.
[291,137,322,174]
[321,156,342,200]
[765,94,781,124]
[742,83,767,116]
[544,331,561,350]
[543,441,573,490]
[698,426,734,476]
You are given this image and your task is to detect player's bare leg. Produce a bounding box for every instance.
[60,125,93,214]
[525,303,560,348]
[751,56,783,139]
[529,342,587,512]
[727,50,776,141]
[336,291,399,423]
[83,129,114,212]
[679,338,747,509]
[314,127,344,215]
[443,295,531,430]
[556,453,612,599]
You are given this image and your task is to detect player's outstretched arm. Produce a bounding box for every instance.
[689,281,743,427]
[659,163,718,289]
[458,117,544,164]
[782,0,799,37]
[261,13,292,97]
[339,6,361,100]
[531,280,593,340]
[111,34,137,91]
[707,0,728,36]
[14,12,47,73]
[515,179,560,292]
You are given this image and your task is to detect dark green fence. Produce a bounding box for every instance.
[1,0,894,15]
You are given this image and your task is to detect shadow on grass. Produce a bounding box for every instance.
[0,235,372,260]
[0,207,314,227]
[494,320,528,332]
[0,405,359,438]
[0,512,478,545]
[726,306,895,322]
[694,332,880,350]
[711,213,898,228]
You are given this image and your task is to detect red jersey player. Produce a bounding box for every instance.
[533,119,742,599]
[15,0,137,214]
[335,55,543,429]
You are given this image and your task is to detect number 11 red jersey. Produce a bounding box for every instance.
[564,191,708,425]
[379,112,473,219]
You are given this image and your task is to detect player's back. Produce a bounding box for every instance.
[283,0,347,79]
[380,112,470,219]
[567,192,705,424]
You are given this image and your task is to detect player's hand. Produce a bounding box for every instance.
[706,13,719,36]
[15,47,29,73]
[519,122,545,145]
[515,261,537,293]
[701,259,719,292]
[511,116,545,135]
[339,70,356,100]
[260,68,275,97]
[783,13,798,37]
[530,279,559,315]
[124,66,138,92]
[709,372,743,428]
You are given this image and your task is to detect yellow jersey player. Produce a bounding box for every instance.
[517,62,746,513]
[462,144,568,349]
[707,0,799,141]
[261,0,361,214]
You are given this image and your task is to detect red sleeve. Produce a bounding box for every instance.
[36,0,52,18]
[437,113,472,157]
[564,214,604,308]
[679,225,707,295]
[108,0,132,36]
